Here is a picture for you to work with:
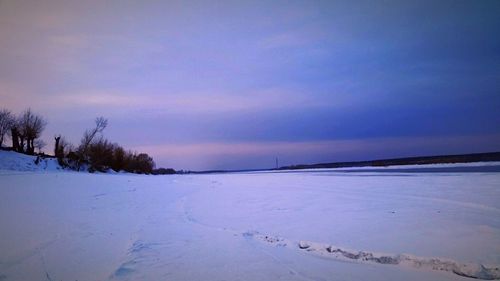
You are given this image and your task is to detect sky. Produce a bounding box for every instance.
[1,0,499,170]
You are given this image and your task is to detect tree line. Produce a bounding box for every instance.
[0,108,162,174]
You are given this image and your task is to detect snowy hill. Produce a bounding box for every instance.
[0,150,62,172]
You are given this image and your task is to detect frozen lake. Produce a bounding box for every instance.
[0,166,499,280]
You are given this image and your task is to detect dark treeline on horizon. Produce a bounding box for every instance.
[279,152,500,171]
[0,108,173,175]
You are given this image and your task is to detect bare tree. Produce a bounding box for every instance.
[11,127,20,152]
[77,117,107,170]
[0,109,14,147]
[54,135,61,157]
[79,117,107,153]
[53,135,74,166]
[60,138,73,156]
[17,109,47,154]
[54,135,71,158]
[34,139,46,154]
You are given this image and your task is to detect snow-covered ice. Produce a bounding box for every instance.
[0,151,499,280]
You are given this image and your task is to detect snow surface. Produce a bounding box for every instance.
[0,150,61,173]
[0,151,499,280]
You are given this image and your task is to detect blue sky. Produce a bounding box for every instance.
[1,0,499,170]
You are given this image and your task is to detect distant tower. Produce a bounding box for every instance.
[275,157,279,169]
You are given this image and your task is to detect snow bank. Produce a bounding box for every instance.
[0,150,61,172]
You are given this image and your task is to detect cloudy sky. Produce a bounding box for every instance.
[1,0,499,170]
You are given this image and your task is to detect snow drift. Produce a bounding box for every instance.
[0,150,61,172]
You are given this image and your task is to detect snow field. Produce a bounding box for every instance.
[0,156,499,280]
